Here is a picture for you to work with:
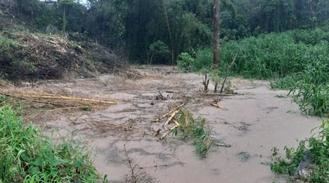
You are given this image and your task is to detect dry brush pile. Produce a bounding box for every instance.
[0,30,124,81]
[0,87,117,115]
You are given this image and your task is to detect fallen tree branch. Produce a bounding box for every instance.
[160,124,179,140]
[164,109,181,127]
[153,103,185,122]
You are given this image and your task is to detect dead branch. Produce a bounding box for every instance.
[203,74,210,92]
[210,101,224,109]
[153,103,185,122]
[220,54,237,94]
[160,124,179,140]
[164,109,180,127]
[214,142,232,148]
[155,91,167,100]
[124,145,138,183]
[202,93,239,97]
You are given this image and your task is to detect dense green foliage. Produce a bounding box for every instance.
[0,105,102,183]
[10,0,329,64]
[178,27,329,116]
[290,60,329,116]
[272,120,329,182]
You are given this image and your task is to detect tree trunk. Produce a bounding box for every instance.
[63,5,67,33]
[213,0,220,92]
[161,0,175,65]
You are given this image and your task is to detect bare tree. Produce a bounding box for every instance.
[213,0,220,92]
[161,0,175,65]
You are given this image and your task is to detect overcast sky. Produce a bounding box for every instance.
[40,0,88,5]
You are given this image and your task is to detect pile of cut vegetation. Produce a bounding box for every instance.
[0,30,124,81]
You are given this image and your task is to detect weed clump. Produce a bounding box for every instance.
[171,110,212,158]
[271,120,329,182]
[0,105,103,183]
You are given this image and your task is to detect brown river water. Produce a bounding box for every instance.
[15,66,321,183]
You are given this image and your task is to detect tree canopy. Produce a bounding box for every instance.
[13,0,329,64]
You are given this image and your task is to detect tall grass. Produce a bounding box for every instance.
[0,105,103,183]
[177,27,329,116]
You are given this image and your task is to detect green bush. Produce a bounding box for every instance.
[271,74,302,90]
[0,106,103,183]
[0,35,37,80]
[0,36,19,51]
[272,120,329,182]
[290,60,329,116]
[172,110,212,158]
[192,48,212,74]
[221,32,308,79]
[293,28,329,45]
[177,52,195,72]
[148,40,171,64]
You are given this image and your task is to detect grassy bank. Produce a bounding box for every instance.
[0,105,104,183]
[178,27,329,117]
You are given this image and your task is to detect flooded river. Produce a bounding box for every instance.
[19,66,320,183]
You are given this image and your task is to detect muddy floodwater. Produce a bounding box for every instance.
[22,66,320,183]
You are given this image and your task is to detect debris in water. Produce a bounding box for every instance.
[0,89,117,109]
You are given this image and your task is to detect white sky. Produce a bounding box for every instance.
[40,0,88,5]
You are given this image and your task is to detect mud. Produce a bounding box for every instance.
[15,66,320,183]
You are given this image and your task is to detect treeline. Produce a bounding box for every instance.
[12,0,329,63]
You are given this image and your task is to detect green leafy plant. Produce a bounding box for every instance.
[172,110,212,158]
[290,60,329,116]
[0,106,105,183]
[148,40,170,64]
[192,48,212,74]
[272,120,329,182]
[177,52,195,72]
[271,74,302,90]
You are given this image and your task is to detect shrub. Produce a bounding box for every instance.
[148,40,171,64]
[271,74,302,90]
[272,120,329,182]
[290,60,329,116]
[192,48,212,74]
[221,32,308,79]
[172,110,212,158]
[293,28,329,45]
[177,52,195,72]
[0,106,103,183]
[177,48,213,74]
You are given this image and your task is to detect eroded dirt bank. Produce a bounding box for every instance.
[9,66,320,183]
